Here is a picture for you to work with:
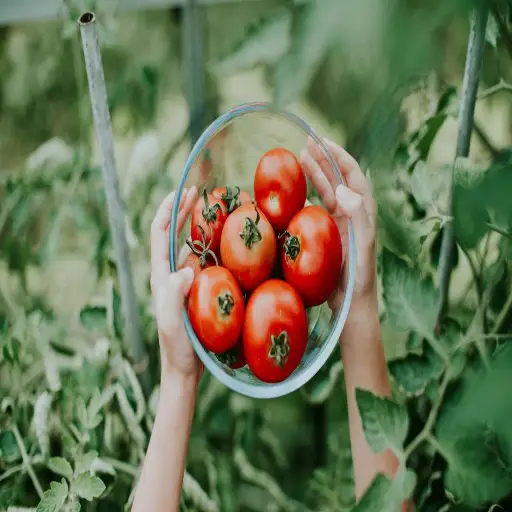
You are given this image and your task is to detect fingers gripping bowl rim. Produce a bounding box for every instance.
[169,101,356,399]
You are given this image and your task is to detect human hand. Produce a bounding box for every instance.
[299,137,378,316]
[150,186,203,384]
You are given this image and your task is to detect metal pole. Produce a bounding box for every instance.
[436,4,489,331]
[182,0,205,144]
[78,12,150,394]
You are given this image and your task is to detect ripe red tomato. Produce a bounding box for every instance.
[220,204,276,291]
[243,279,308,383]
[216,341,247,369]
[281,205,342,307]
[254,148,307,233]
[212,186,252,214]
[190,190,227,255]
[183,252,216,278]
[188,266,244,354]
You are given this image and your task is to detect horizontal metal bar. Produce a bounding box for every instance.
[0,0,262,26]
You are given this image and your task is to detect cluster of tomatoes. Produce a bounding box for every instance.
[184,147,343,383]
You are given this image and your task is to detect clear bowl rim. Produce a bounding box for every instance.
[169,101,356,399]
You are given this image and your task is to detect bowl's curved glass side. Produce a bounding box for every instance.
[169,101,356,399]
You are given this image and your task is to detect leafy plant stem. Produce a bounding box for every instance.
[492,291,512,334]
[426,434,452,465]
[478,79,512,99]
[404,370,451,459]
[102,457,139,477]
[11,423,44,499]
[486,222,512,240]
[490,3,512,59]
[460,245,483,303]
[0,463,24,482]
[435,4,488,332]
[425,334,451,367]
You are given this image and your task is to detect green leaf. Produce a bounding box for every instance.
[486,12,500,48]
[408,114,448,168]
[79,305,107,331]
[353,474,392,512]
[71,473,106,501]
[410,161,450,210]
[453,158,489,249]
[76,397,88,427]
[213,8,292,74]
[48,457,73,479]
[36,480,68,512]
[405,331,423,354]
[74,451,98,475]
[111,288,123,340]
[355,388,409,456]
[353,467,416,512]
[2,338,21,366]
[0,430,21,463]
[381,249,440,337]
[303,360,343,404]
[436,344,512,507]
[37,209,62,265]
[376,199,424,265]
[389,345,444,395]
[274,0,343,107]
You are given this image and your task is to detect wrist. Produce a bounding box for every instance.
[160,370,198,400]
[341,289,381,346]
[346,288,379,325]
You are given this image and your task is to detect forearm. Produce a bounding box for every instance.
[132,374,196,512]
[340,294,398,500]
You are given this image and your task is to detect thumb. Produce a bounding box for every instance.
[335,184,373,247]
[167,266,195,306]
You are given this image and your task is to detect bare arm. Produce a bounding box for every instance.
[132,188,201,512]
[341,294,398,499]
[301,138,408,509]
[132,374,196,512]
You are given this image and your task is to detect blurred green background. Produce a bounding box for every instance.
[1,0,512,511]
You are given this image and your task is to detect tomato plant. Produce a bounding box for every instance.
[183,251,216,277]
[190,190,227,255]
[188,266,244,354]
[220,204,276,291]
[216,340,247,369]
[243,279,308,383]
[254,147,307,233]
[281,205,342,307]
[212,186,252,214]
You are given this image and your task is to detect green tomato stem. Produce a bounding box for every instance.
[282,232,300,261]
[201,189,223,223]
[239,206,262,249]
[218,292,235,316]
[221,186,241,214]
[268,331,290,368]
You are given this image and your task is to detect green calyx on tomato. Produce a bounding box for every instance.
[201,189,225,223]
[216,346,239,366]
[218,291,235,315]
[186,224,219,266]
[239,206,263,249]
[281,231,300,261]
[220,186,242,214]
[268,331,290,368]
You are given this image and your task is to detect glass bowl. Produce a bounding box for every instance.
[169,102,355,399]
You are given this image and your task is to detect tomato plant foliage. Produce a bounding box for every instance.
[2,0,512,511]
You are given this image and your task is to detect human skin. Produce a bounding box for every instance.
[131,140,409,512]
[300,138,406,507]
